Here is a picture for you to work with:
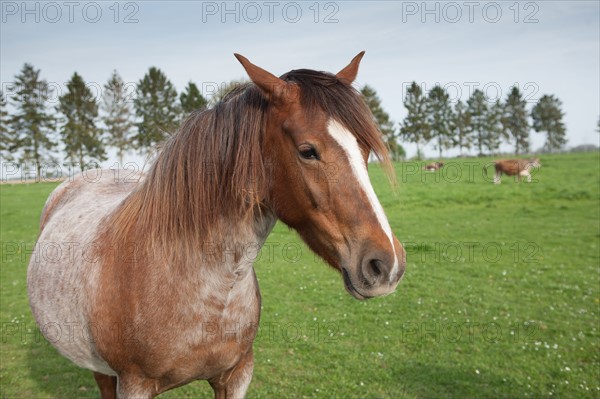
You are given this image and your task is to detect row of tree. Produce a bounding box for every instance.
[397,82,567,159]
[1,63,569,173]
[1,64,209,174]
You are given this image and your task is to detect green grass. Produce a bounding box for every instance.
[1,152,599,398]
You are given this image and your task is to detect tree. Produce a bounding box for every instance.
[134,67,180,151]
[57,72,105,171]
[427,85,455,158]
[400,82,430,159]
[102,71,134,165]
[0,91,13,159]
[180,81,207,116]
[482,100,505,154]
[10,63,56,176]
[466,89,488,156]
[453,99,472,155]
[208,79,249,107]
[361,85,405,161]
[504,87,530,154]
[531,94,567,152]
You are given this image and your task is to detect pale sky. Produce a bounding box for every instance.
[1,1,599,163]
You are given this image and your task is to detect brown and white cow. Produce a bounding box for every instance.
[491,158,541,184]
[423,161,444,172]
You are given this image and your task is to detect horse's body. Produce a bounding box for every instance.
[29,171,268,395]
[30,172,136,377]
[28,53,405,398]
[491,158,541,184]
[423,161,444,171]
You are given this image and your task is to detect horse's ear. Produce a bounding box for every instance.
[336,51,366,84]
[234,53,295,103]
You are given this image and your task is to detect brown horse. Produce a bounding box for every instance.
[27,52,406,398]
[423,161,444,171]
[489,158,541,184]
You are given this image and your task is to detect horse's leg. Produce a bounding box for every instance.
[117,373,158,399]
[93,372,117,399]
[494,171,501,184]
[209,349,254,399]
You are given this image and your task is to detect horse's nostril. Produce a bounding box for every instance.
[360,249,393,286]
[368,259,383,278]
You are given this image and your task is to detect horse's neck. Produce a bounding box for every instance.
[205,211,277,276]
[184,210,277,309]
[153,208,275,282]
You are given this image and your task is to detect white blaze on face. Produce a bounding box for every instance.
[326,119,399,279]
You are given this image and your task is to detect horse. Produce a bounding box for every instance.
[27,52,406,398]
[488,158,541,184]
[423,161,444,171]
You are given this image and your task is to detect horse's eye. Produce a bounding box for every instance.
[299,145,319,160]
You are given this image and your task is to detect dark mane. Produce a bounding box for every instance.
[281,69,392,169]
[107,69,392,257]
[107,84,268,257]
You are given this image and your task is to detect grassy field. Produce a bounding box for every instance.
[1,152,599,398]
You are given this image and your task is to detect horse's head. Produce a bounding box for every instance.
[235,52,405,299]
[530,158,541,168]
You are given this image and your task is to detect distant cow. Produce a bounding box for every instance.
[423,161,444,171]
[490,158,541,184]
